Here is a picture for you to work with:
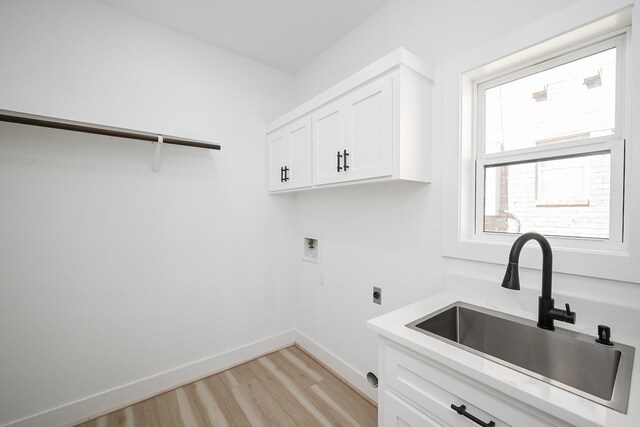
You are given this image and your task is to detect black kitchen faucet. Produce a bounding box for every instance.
[502,232,576,330]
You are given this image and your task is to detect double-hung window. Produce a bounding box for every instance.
[474,31,627,250]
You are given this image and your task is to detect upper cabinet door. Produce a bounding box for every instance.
[312,75,394,187]
[312,101,343,186]
[267,116,311,191]
[268,131,288,191]
[342,75,393,182]
[287,118,311,189]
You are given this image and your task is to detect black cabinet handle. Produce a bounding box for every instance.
[283,166,289,182]
[337,150,343,172]
[280,166,284,182]
[343,149,349,170]
[450,404,495,427]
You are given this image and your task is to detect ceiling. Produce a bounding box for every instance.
[96,0,390,74]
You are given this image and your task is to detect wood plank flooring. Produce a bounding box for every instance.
[74,345,377,427]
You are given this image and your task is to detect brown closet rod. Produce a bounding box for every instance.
[0,109,221,150]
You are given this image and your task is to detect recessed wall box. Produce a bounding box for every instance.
[302,237,320,263]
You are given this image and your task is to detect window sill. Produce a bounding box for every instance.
[442,236,639,284]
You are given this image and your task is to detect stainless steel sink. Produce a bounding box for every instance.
[406,302,635,413]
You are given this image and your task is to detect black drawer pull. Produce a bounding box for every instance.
[283,166,289,182]
[337,150,343,172]
[450,404,495,427]
[343,149,349,170]
[280,166,284,182]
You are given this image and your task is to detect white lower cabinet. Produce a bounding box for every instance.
[383,390,443,426]
[379,341,570,427]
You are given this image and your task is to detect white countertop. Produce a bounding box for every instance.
[367,290,640,427]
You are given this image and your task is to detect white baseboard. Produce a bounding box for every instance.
[294,331,378,404]
[5,330,295,427]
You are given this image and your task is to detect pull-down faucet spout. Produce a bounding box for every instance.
[501,232,576,330]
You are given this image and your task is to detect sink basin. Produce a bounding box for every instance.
[406,302,635,413]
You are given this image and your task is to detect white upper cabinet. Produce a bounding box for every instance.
[267,48,433,193]
[267,115,311,191]
[313,75,393,185]
[312,101,343,185]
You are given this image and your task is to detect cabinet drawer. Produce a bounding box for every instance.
[382,389,442,426]
[383,344,561,427]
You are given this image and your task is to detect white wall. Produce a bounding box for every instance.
[294,181,442,398]
[294,0,581,102]
[291,0,640,402]
[0,1,297,426]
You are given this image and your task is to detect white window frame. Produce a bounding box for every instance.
[440,0,640,284]
[473,32,627,251]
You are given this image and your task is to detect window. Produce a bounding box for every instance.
[441,5,638,283]
[475,33,626,243]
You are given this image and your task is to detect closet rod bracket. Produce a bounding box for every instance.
[153,135,163,172]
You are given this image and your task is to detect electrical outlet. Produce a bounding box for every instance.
[373,286,382,305]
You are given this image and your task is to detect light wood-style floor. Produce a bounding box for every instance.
[74,345,377,427]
